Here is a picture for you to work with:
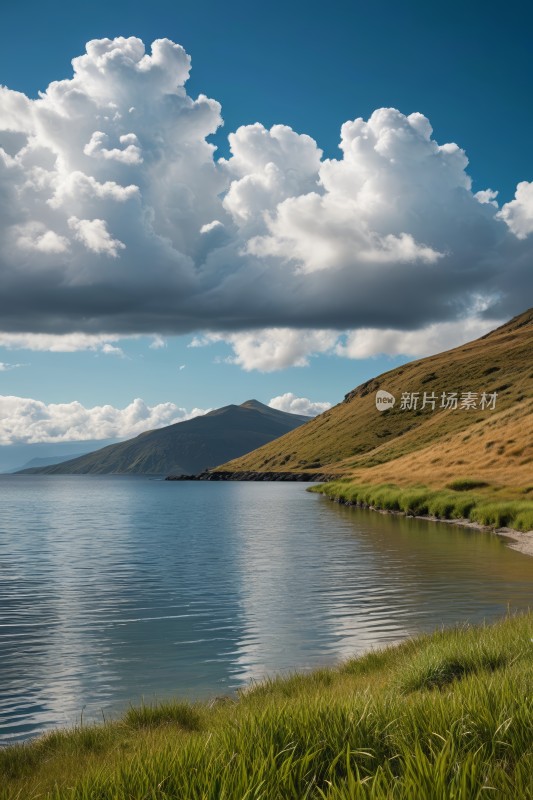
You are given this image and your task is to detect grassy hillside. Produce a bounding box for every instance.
[220,309,533,492]
[20,400,310,476]
[2,612,531,799]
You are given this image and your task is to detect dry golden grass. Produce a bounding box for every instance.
[349,399,533,492]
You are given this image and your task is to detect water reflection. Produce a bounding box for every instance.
[0,477,532,743]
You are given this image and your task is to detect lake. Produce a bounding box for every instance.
[1,475,532,744]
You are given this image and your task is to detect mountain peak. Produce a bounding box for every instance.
[239,399,270,411]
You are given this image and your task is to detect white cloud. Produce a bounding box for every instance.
[68,216,126,256]
[497,181,533,239]
[16,222,70,254]
[220,123,322,230]
[49,171,139,209]
[268,392,331,416]
[0,395,208,445]
[0,332,129,352]
[192,328,338,371]
[149,335,166,349]
[336,316,502,359]
[192,312,504,368]
[475,188,499,207]
[84,131,143,164]
[243,108,467,276]
[8,323,466,371]
[100,343,124,356]
[0,36,531,344]
[0,362,26,371]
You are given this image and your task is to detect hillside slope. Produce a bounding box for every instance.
[219,309,533,489]
[21,400,310,476]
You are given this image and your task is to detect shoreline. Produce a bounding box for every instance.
[166,469,340,482]
[321,494,533,558]
[2,613,532,798]
[166,470,533,558]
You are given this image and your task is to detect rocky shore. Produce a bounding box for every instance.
[165,470,338,482]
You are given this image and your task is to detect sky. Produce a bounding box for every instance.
[0,0,532,453]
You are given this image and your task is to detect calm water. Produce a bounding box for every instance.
[1,476,532,744]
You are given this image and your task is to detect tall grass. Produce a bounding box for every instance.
[446,479,490,492]
[310,481,533,531]
[1,614,532,799]
[123,700,203,730]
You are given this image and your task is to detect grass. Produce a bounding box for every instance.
[1,613,532,799]
[446,479,490,491]
[310,481,533,531]
[123,700,203,731]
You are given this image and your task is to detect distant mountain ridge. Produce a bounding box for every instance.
[13,453,92,472]
[20,400,311,476]
[0,439,120,474]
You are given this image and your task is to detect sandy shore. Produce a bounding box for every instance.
[490,527,533,557]
[325,498,533,558]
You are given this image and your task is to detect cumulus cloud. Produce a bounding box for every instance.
[16,222,70,254]
[0,35,531,344]
[0,395,208,445]
[68,216,126,256]
[191,328,338,371]
[0,332,129,352]
[335,316,502,359]
[84,131,143,164]
[193,309,504,368]
[497,182,533,239]
[219,123,323,231]
[475,188,499,207]
[268,393,331,416]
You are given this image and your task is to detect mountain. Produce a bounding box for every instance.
[0,439,119,474]
[218,309,533,491]
[20,400,311,476]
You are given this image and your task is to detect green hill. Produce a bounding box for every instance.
[20,400,310,476]
[219,309,533,492]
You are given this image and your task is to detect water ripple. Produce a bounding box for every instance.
[1,476,532,743]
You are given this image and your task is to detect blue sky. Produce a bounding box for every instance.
[0,0,532,450]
